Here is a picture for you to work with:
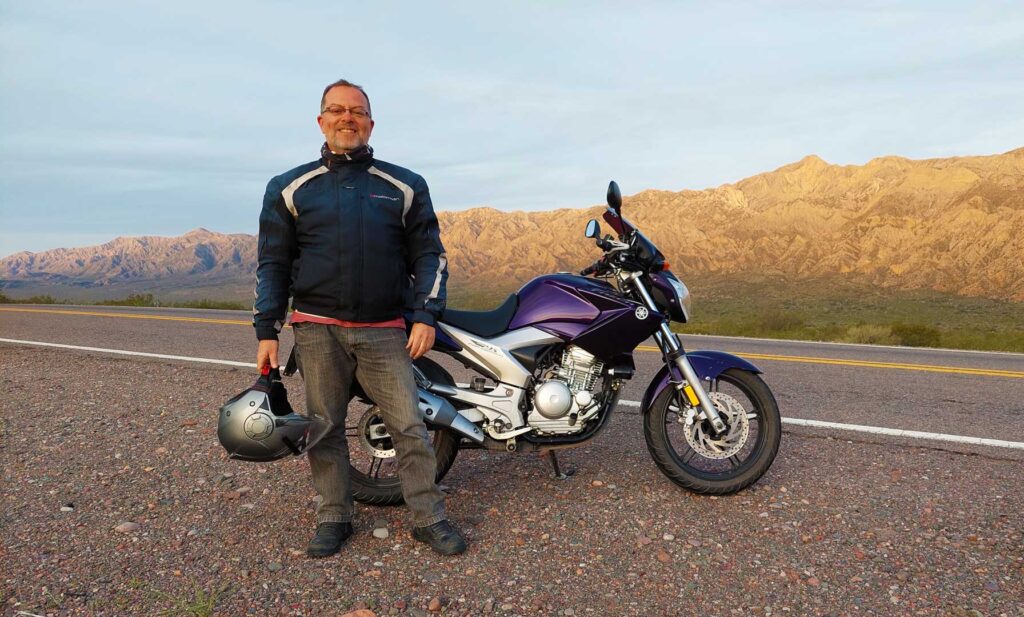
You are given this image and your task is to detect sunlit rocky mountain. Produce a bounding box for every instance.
[0,228,257,302]
[2,148,1022,303]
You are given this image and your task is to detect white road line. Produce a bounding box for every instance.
[776,417,1024,450]
[0,337,255,368]
[4,337,1024,451]
[601,400,1024,450]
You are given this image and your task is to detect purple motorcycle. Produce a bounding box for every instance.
[347,182,781,503]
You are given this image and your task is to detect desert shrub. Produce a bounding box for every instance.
[758,310,805,332]
[891,323,941,347]
[98,293,157,307]
[940,329,1024,353]
[178,299,247,310]
[0,293,64,304]
[842,324,897,345]
[24,295,60,304]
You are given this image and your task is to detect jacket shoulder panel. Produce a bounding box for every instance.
[275,161,329,219]
[270,160,323,188]
[367,159,423,186]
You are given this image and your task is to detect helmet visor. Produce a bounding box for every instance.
[287,413,332,455]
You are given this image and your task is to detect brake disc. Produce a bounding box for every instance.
[356,406,395,459]
[682,391,750,459]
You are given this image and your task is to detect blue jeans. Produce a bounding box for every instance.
[293,323,446,527]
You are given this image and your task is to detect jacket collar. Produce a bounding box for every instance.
[320,142,374,171]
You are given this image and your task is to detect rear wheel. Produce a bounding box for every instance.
[349,357,461,506]
[643,368,781,494]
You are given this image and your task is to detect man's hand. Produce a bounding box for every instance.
[257,339,280,372]
[406,322,435,359]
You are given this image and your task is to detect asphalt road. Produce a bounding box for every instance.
[2,304,1022,444]
[1,305,1022,616]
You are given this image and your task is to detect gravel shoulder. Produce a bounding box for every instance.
[2,345,1022,616]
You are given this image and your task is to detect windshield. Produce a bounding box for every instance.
[602,207,667,269]
[602,207,632,237]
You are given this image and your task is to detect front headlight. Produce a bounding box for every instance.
[668,276,691,322]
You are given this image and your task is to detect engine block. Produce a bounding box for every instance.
[527,346,605,435]
[555,346,604,393]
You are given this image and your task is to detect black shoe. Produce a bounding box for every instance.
[411,520,467,555]
[305,522,353,558]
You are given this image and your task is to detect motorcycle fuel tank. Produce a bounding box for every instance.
[510,274,663,361]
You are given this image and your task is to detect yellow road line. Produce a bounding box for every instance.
[2,307,1019,378]
[637,345,1024,378]
[0,306,261,327]
[736,352,1023,378]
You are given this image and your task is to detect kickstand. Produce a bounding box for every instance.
[546,451,575,480]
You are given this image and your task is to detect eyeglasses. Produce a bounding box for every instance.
[321,106,370,119]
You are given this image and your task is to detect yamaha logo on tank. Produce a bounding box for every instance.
[635,307,649,320]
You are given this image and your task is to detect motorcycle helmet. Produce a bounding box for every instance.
[217,366,331,462]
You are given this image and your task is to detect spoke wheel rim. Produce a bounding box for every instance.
[350,405,400,482]
[663,374,766,478]
[682,392,750,459]
[356,406,396,458]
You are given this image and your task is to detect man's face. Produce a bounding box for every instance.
[317,86,374,153]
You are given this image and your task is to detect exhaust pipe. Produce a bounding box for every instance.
[418,388,485,444]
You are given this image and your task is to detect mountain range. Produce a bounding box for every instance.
[2,148,1022,303]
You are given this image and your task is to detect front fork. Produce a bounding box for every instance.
[628,273,727,434]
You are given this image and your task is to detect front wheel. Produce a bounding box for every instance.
[643,368,781,494]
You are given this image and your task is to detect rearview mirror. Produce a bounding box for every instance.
[607,181,622,214]
[585,219,600,238]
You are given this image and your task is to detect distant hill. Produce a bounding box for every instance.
[2,148,1022,303]
[0,228,257,302]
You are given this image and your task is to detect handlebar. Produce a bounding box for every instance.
[580,256,607,277]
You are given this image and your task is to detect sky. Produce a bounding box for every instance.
[1,1,1022,257]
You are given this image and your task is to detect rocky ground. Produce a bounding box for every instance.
[2,345,1022,616]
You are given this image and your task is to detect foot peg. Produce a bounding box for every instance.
[546,451,576,480]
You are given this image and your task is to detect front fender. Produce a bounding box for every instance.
[640,350,761,413]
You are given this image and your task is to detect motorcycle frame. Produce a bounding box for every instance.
[417,277,748,447]
[416,192,762,447]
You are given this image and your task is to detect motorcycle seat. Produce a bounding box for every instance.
[441,294,518,338]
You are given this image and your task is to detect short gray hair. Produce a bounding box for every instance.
[320,79,372,117]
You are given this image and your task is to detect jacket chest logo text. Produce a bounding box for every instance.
[370,194,400,202]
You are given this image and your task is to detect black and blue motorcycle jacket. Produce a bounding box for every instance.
[253,145,448,341]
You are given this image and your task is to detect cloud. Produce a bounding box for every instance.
[1,1,1022,254]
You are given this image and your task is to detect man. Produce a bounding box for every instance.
[253,79,465,557]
